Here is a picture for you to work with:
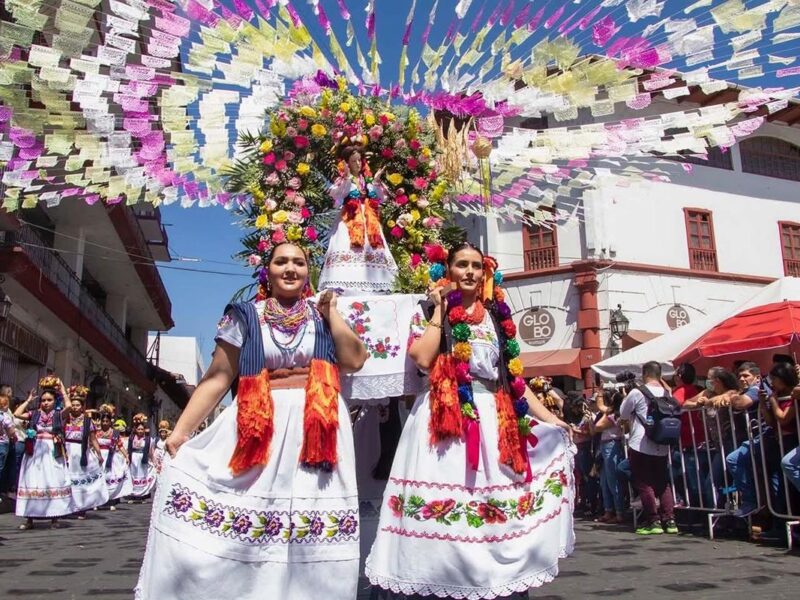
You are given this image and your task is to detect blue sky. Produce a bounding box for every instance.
[156,0,793,365]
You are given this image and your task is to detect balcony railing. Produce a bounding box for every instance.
[785,259,800,277]
[1,225,149,375]
[525,246,559,272]
[689,248,719,272]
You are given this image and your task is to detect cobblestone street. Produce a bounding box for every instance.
[0,502,797,600]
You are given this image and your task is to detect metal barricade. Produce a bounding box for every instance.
[756,400,800,549]
[624,405,764,539]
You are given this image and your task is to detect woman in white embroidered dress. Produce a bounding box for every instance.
[366,243,575,599]
[128,417,156,500]
[63,386,108,517]
[97,409,132,507]
[153,420,170,475]
[318,146,398,295]
[14,379,73,529]
[136,243,368,600]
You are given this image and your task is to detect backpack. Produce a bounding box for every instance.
[635,385,682,445]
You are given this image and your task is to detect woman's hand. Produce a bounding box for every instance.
[555,419,574,442]
[316,290,338,323]
[165,430,191,458]
[428,282,454,309]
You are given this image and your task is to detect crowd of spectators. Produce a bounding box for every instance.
[530,354,800,546]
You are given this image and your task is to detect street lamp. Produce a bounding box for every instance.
[609,304,629,340]
[0,291,12,321]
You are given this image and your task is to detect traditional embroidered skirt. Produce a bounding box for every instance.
[100,448,133,500]
[365,387,575,599]
[65,440,109,512]
[130,452,156,497]
[153,443,167,475]
[15,439,74,518]
[135,389,360,600]
[318,212,398,295]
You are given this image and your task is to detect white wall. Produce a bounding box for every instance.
[148,335,206,385]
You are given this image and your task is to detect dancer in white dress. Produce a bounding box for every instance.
[128,416,156,500]
[366,242,575,599]
[153,420,170,475]
[97,409,133,506]
[63,386,109,517]
[318,146,399,295]
[14,377,74,529]
[136,242,369,600]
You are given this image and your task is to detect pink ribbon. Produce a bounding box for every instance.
[463,417,480,471]
[519,431,539,483]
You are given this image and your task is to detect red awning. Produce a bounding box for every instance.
[674,301,800,368]
[520,348,582,379]
[622,329,662,351]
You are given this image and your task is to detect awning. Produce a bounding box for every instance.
[622,329,662,351]
[520,348,582,379]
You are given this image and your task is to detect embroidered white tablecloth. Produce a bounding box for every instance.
[335,294,425,403]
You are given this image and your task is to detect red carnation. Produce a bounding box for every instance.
[294,135,309,149]
[424,243,448,263]
[409,139,421,151]
[406,157,419,169]
[501,320,517,338]
[381,148,394,159]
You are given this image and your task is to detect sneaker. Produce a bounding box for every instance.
[733,503,758,518]
[635,522,664,535]
[663,519,679,534]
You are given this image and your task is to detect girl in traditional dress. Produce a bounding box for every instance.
[136,242,369,600]
[14,377,73,529]
[63,386,109,518]
[97,408,132,508]
[318,146,399,295]
[153,420,170,474]
[366,242,575,599]
[128,415,156,501]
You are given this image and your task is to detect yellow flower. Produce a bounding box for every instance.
[337,77,347,91]
[270,120,286,137]
[422,147,432,158]
[259,139,273,153]
[410,193,418,202]
[410,209,421,222]
[380,111,396,122]
[453,342,472,362]
[364,112,376,126]
[298,106,317,118]
[387,173,403,186]
[272,210,289,224]
[255,214,269,229]
[339,102,351,113]
[286,225,303,241]
[387,220,396,228]
[296,162,310,176]
[507,358,523,377]
[310,123,327,137]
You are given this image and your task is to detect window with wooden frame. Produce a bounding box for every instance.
[684,208,718,272]
[780,221,800,277]
[523,209,558,272]
[740,137,800,182]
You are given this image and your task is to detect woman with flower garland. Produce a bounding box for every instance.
[366,242,575,599]
[14,377,73,529]
[153,419,170,474]
[128,414,156,501]
[136,242,368,600]
[96,408,132,508]
[317,145,399,294]
[63,385,109,517]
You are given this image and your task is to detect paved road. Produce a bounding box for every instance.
[0,502,797,599]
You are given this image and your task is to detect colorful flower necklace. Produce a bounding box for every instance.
[431,256,532,439]
[262,297,310,336]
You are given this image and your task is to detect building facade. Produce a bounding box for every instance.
[147,334,206,424]
[0,201,174,423]
[479,94,800,391]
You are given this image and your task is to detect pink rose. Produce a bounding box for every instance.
[257,239,269,253]
[381,148,394,159]
[293,194,306,207]
[422,216,442,228]
[265,199,277,211]
[390,226,404,239]
[277,111,290,122]
[263,152,276,165]
[409,139,421,151]
[288,177,302,190]
[275,160,287,172]
[305,226,318,241]
[286,126,297,137]
[283,151,295,161]
[285,189,296,201]
[379,114,390,126]
[247,254,261,267]
[416,198,429,209]
[294,136,309,149]
[320,108,331,118]
[410,253,422,267]
[368,125,384,141]
[265,172,279,185]
[395,138,407,150]
[406,157,419,169]
[300,207,311,219]
[271,228,286,243]
[297,118,309,131]
[413,177,427,190]
[288,211,303,224]
[395,194,408,206]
